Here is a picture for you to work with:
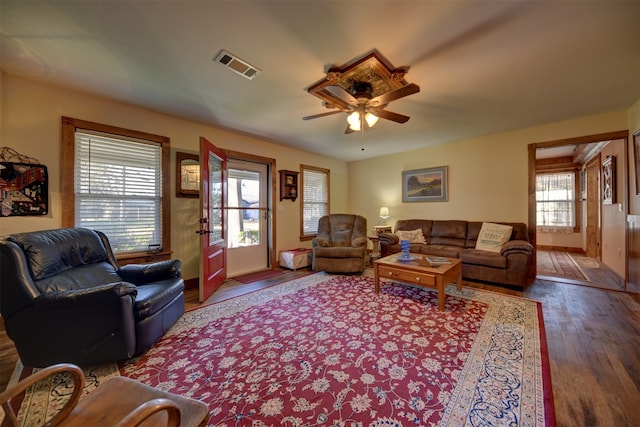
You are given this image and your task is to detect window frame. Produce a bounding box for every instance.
[535,169,581,233]
[61,116,171,260]
[299,164,330,240]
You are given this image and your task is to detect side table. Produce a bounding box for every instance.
[368,235,381,265]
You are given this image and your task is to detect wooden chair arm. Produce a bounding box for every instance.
[0,363,85,427]
[115,398,181,427]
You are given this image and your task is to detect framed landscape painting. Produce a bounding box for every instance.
[402,166,448,202]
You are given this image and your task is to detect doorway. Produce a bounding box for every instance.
[529,130,627,290]
[224,153,276,277]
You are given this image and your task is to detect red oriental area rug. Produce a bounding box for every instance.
[4,273,555,427]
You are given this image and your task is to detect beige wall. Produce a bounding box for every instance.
[0,73,349,280]
[3,72,638,281]
[349,111,628,227]
[348,110,631,278]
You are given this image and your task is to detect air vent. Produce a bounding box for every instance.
[214,50,260,80]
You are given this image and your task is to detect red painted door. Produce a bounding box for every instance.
[199,137,227,302]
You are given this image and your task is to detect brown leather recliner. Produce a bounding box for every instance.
[0,227,185,367]
[312,214,368,273]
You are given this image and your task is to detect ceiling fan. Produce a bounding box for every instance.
[303,50,420,134]
[303,81,420,134]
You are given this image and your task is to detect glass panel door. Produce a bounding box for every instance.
[226,159,269,275]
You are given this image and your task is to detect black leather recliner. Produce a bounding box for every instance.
[0,227,185,367]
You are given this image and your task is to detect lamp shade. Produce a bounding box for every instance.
[379,206,390,218]
[365,112,378,127]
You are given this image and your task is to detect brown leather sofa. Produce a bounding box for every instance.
[379,219,534,287]
[312,214,368,273]
[0,227,185,367]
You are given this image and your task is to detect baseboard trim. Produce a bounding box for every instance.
[184,277,198,290]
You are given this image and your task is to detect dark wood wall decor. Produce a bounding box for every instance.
[279,170,298,201]
[0,147,48,217]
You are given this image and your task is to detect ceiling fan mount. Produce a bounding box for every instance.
[303,50,420,134]
[348,81,374,100]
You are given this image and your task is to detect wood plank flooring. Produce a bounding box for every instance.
[1,269,639,427]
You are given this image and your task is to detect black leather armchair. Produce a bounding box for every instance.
[0,228,185,367]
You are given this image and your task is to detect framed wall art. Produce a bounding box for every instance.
[402,166,448,202]
[602,155,616,205]
[176,151,199,198]
[634,129,640,195]
[0,147,48,217]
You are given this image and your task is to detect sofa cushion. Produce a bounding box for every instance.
[421,245,461,258]
[475,222,513,252]
[466,221,528,248]
[9,228,108,281]
[465,222,484,248]
[394,219,433,243]
[313,246,365,259]
[395,228,426,244]
[429,220,467,247]
[35,262,122,293]
[460,249,508,269]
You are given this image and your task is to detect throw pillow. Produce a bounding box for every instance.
[475,222,513,252]
[395,229,427,244]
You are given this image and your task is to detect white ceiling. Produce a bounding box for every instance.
[2,1,639,162]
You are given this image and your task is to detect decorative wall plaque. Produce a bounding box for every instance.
[0,147,48,217]
[602,155,616,205]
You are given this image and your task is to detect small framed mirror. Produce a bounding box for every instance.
[176,152,199,198]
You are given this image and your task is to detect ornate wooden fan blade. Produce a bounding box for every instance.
[302,110,344,120]
[326,85,359,106]
[368,83,420,107]
[373,109,411,123]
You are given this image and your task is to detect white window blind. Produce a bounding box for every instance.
[536,172,575,231]
[302,168,328,236]
[75,131,162,253]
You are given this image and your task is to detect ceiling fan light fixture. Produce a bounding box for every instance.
[365,112,378,128]
[347,111,361,131]
[347,111,378,131]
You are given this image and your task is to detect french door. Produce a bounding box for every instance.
[199,137,227,302]
[226,159,270,275]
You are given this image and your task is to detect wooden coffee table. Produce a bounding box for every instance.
[374,253,462,311]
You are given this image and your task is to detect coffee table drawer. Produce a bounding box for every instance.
[378,265,436,287]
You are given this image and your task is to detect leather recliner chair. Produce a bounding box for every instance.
[0,227,185,367]
[312,214,368,273]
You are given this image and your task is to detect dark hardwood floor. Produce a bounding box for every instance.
[1,268,639,427]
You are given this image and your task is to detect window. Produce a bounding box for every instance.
[535,172,577,232]
[61,117,170,255]
[300,165,329,239]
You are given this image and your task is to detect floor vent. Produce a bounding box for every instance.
[214,50,260,80]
